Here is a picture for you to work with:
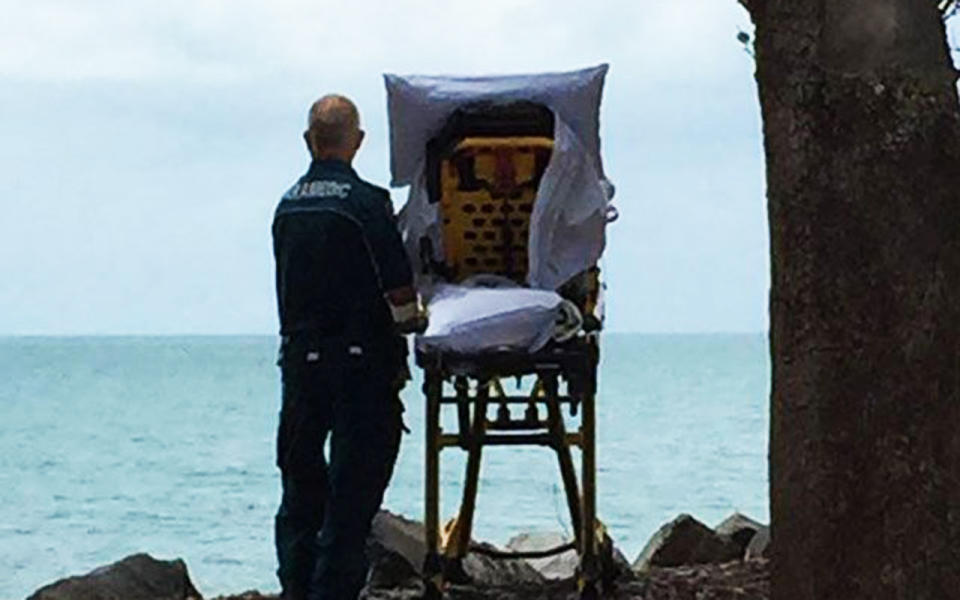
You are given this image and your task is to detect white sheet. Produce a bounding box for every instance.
[384,64,609,187]
[386,65,615,291]
[416,283,564,354]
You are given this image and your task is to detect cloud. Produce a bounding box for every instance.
[0,0,763,334]
[0,0,751,84]
[0,0,251,83]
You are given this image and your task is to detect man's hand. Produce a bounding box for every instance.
[385,286,428,334]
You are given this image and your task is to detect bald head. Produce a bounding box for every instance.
[305,94,364,162]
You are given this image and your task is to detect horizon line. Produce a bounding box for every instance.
[0,330,769,338]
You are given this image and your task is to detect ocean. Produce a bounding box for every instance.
[0,334,769,599]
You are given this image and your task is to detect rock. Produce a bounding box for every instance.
[607,542,632,578]
[640,559,770,600]
[505,530,631,581]
[632,514,742,573]
[462,541,545,586]
[363,579,574,600]
[364,560,771,600]
[714,512,765,558]
[745,525,771,561]
[366,511,543,588]
[366,512,424,589]
[211,593,277,600]
[505,531,578,580]
[360,587,426,600]
[27,553,201,600]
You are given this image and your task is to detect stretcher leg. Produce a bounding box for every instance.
[579,391,599,598]
[544,374,583,546]
[423,370,443,598]
[444,381,488,583]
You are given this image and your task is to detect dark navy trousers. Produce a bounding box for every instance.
[275,343,403,600]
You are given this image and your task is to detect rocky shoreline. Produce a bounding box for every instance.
[26,512,770,600]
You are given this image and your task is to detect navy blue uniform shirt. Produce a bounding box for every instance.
[272,159,413,343]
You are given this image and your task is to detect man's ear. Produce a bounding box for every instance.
[355,129,365,151]
[303,131,314,157]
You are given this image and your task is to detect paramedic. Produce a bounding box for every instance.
[272,94,423,600]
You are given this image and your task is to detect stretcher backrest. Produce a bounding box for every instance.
[426,102,554,284]
[438,137,552,282]
[424,102,603,329]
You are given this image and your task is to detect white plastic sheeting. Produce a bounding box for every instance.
[416,283,564,355]
[385,65,615,291]
[384,64,609,186]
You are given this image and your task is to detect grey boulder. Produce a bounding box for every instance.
[505,531,578,580]
[505,531,631,581]
[27,553,201,600]
[714,512,765,557]
[744,526,771,561]
[365,511,544,588]
[632,514,741,573]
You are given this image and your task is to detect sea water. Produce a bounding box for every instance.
[0,334,769,599]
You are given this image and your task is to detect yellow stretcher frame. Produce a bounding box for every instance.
[417,128,616,599]
[417,341,617,599]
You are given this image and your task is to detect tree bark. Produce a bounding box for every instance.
[741,1,960,598]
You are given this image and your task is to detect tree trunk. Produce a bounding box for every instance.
[741,1,960,598]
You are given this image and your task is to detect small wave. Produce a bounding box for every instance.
[8,527,35,535]
[122,511,177,522]
[202,555,244,566]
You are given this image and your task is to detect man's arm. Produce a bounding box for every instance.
[385,286,426,334]
[363,188,426,333]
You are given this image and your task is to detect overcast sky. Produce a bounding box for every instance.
[3,0,912,335]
